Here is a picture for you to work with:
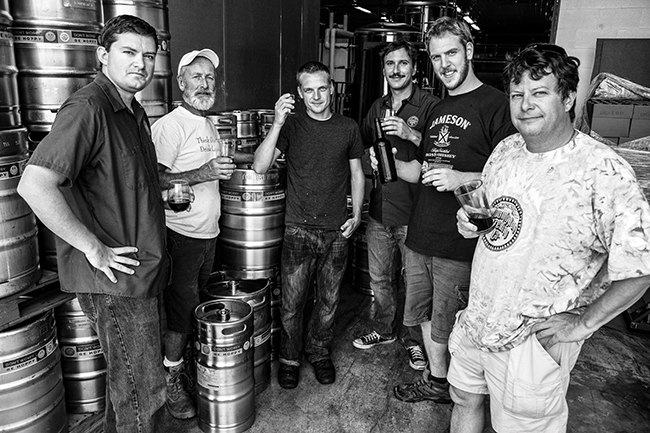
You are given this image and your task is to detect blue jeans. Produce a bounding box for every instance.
[165,228,217,334]
[76,293,166,433]
[279,224,349,365]
[402,246,471,344]
[366,217,421,346]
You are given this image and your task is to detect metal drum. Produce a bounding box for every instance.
[251,109,274,138]
[0,127,29,157]
[0,2,20,129]
[0,154,41,300]
[218,164,286,280]
[54,298,107,414]
[195,299,255,433]
[351,211,373,296]
[0,311,67,433]
[103,0,172,122]
[10,0,101,133]
[201,278,272,395]
[207,113,237,139]
[217,110,259,154]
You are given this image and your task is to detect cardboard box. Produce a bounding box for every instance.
[628,118,650,139]
[591,116,631,137]
[633,105,650,120]
[592,103,634,119]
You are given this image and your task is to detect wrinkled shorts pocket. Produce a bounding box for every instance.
[503,334,565,419]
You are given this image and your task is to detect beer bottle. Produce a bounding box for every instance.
[373,117,398,184]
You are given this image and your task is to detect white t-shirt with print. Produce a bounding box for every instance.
[459,131,650,352]
[152,106,221,238]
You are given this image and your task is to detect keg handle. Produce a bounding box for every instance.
[247,295,267,309]
[220,324,248,336]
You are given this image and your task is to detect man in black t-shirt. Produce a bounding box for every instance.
[253,61,365,389]
[375,17,517,404]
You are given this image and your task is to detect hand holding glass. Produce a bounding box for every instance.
[454,180,495,234]
[218,138,237,160]
[168,179,191,212]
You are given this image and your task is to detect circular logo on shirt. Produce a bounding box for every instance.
[482,196,522,251]
[407,116,419,128]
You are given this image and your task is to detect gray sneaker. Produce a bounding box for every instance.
[165,362,197,419]
[405,344,427,371]
[353,331,397,349]
[393,374,451,404]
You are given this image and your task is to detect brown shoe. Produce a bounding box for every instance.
[278,363,300,389]
[311,359,336,385]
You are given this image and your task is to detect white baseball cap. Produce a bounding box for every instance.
[177,49,220,75]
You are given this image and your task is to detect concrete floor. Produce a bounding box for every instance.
[157,278,650,433]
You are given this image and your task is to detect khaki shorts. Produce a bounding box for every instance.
[447,320,583,433]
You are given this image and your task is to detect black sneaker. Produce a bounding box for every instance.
[165,363,197,419]
[393,376,451,404]
[405,344,427,371]
[352,331,397,349]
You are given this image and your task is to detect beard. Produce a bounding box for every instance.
[436,57,470,91]
[185,90,215,111]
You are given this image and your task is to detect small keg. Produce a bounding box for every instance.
[195,299,255,433]
[55,298,107,414]
[0,127,29,157]
[207,112,237,139]
[218,164,286,280]
[10,0,102,133]
[0,2,20,129]
[201,278,272,395]
[0,311,67,433]
[351,211,373,296]
[268,269,282,360]
[218,110,260,154]
[0,153,41,300]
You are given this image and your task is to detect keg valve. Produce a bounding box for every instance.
[216,308,231,322]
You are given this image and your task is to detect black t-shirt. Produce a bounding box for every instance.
[406,84,517,261]
[277,111,365,229]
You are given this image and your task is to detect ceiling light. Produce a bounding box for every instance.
[354,5,372,14]
[471,23,480,31]
[463,15,474,24]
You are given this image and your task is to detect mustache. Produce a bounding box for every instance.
[389,73,405,79]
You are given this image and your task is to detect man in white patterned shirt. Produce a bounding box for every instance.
[451,43,650,433]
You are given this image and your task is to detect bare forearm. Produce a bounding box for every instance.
[350,164,365,219]
[159,167,209,189]
[396,159,421,183]
[580,275,650,333]
[253,123,281,174]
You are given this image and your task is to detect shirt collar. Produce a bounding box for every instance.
[381,84,425,112]
[94,71,146,122]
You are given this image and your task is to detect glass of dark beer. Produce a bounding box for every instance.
[168,179,191,212]
[454,180,495,234]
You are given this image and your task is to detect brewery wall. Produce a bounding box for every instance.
[167,0,320,111]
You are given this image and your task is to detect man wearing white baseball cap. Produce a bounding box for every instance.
[151,48,236,419]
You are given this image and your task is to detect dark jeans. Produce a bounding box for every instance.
[77,293,166,433]
[279,224,349,365]
[366,217,421,346]
[164,228,217,334]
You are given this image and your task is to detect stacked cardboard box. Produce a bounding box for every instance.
[590,103,650,144]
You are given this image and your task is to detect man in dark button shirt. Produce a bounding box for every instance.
[17,15,169,432]
[352,40,439,374]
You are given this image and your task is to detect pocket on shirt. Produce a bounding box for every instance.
[119,146,147,190]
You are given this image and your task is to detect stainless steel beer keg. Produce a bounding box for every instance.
[55,298,107,414]
[0,311,67,433]
[195,299,255,433]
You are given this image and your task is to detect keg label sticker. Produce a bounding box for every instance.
[61,342,103,358]
[200,342,245,357]
[13,29,98,46]
[221,189,285,202]
[66,0,99,10]
[1,335,58,373]
[0,160,25,179]
[254,327,272,347]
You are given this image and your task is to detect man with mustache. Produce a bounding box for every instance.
[151,49,243,419]
[352,40,439,373]
[386,17,517,403]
